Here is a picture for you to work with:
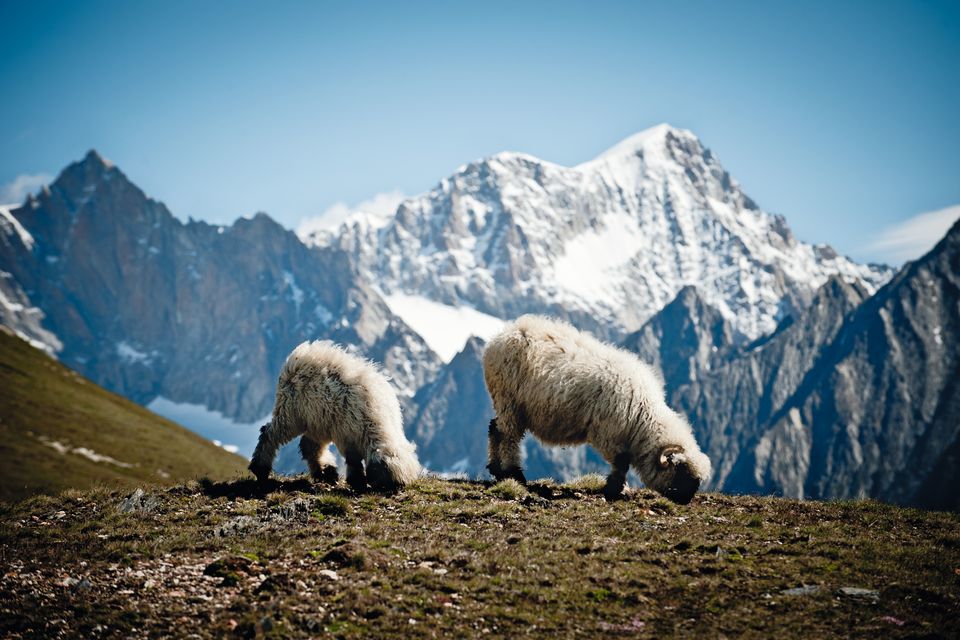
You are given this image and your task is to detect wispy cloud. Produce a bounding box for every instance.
[296,190,406,240]
[0,173,53,204]
[865,205,960,264]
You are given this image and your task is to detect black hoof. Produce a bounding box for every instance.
[501,467,527,484]
[366,459,399,493]
[249,461,271,483]
[313,465,339,485]
[347,475,367,494]
[603,486,626,502]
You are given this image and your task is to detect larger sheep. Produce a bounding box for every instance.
[249,341,421,491]
[483,315,711,504]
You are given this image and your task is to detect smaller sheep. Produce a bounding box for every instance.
[483,315,711,504]
[249,340,421,492]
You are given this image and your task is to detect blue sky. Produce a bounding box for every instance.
[1,1,958,263]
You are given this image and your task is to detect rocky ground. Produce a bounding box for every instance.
[0,476,957,638]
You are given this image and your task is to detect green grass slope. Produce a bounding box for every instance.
[0,329,248,502]
[0,476,956,638]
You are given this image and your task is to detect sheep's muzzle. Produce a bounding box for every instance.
[662,462,700,505]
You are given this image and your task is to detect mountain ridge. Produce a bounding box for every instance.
[311,124,891,345]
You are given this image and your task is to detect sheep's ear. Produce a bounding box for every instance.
[659,446,684,468]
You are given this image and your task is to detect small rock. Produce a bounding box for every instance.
[781,585,821,597]
[877,616,906,627]
[318,569,339,581]
[838,587,880,603]
[72,578,92,592]
[434,568,448,576]
[274,498,313,520]
[118,489,159,514]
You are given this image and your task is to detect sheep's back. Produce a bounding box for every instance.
[484,316,662,444]
[274,341,402,441]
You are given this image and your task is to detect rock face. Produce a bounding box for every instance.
[671,277,870,495]
[0,151,441,424]
[312,124,890,342]
[666,222,960,509]
[622,285,739,396]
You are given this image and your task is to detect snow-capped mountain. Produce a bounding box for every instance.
[307,124,890,346]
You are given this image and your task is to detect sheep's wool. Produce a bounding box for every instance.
[251,341,421,486]
[483,315,711,494]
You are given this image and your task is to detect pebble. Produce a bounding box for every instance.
[318,569,339,581]
[781,585,821,597]
[838,587,880,603]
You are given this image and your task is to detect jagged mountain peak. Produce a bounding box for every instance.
[326,125,891,341]
[81,149,114,169]
[581,122,696,165]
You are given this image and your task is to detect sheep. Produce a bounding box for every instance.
[482,315,711,504]
[248,340,421,492]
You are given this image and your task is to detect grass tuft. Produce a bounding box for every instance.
[489,479,527,500]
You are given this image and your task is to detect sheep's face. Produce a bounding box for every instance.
[645,445,711,505]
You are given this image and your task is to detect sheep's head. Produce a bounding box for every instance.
[642,416,712,504]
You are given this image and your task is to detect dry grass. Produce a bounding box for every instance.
[0,330,248,502]
[0,475,957,638]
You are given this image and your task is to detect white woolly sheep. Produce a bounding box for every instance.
[249,340,421,491]
[482,315,711,504]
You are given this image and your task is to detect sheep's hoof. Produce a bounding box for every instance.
[366,460,399,493]
[249,461,272,483]
[313,465,339,485]
[347,475,368,494]
[503,467,527,485]
[602,483,626,502]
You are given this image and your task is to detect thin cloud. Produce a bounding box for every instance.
[865,205,960,264]
[296,190,406,239]
[0,173,53,204]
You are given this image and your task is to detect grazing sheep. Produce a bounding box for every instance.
[249,341,421,491]
[483,315,711,504]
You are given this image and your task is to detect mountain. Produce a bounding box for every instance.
[0,328,247,502]
[3,130,947,503]
[0,151,441,449]
[668,221,960,509]
[671,276,870,495]
[311,124,890,346]
[621,285,738,395]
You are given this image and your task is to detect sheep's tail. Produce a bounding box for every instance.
[368,439,422,489]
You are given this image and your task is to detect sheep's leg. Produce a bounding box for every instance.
[299,436,339,484]
[602,452,631,501]
[487,416,526,484]
[344,450,367,493]
[249,419,302,482]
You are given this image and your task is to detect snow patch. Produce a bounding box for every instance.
[0,204,35,249]
[282,271,304,310]
[36,434,136,468]
[384,293,504,362]
[212,439,241,454]
[551,214,644,303]
[116,341,153,364]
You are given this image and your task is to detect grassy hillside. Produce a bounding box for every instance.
[0,329,248,502]
[0,476,956,638]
